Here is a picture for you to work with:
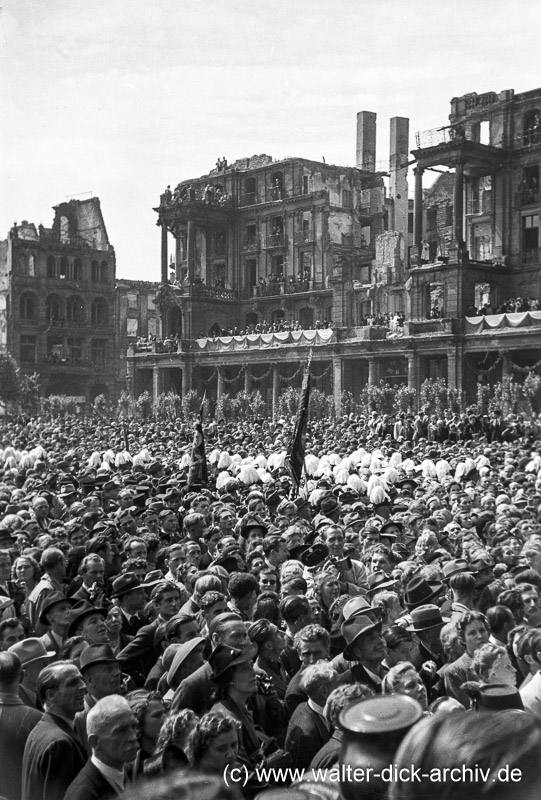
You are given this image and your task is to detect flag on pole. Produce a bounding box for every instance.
[187,394,208,486]
[285,357,311,495]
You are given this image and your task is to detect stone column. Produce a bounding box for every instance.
[187,220,196,283]
[217,366,224,401]
[152,366,162,401]
[407,353,419,391]
[413,166,424,253]
[272,365,280,418]
[447,351,458,391]
[453,162,464,245]
[161,222,168,284]
[182,364,192,397]
[368,358,379,385]
[244,367,252,394]
[501,353,512,381]
[333,357,342,416]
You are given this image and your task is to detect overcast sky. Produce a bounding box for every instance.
[1,0,538,280]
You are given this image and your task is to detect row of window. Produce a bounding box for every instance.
[20,335,108,365]
[16,253,111,281]
[19,294,109,324]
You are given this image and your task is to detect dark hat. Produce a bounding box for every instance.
[80,643,118,672]
[211,555,239,574]
[343,512,365,530]
[67,600,107,637]
[342,595,373,621]
[240,514,268,536]
[404,576,445,610]
[442,558,470,582]
[342,614,382,661]
[141,569,167,588]
[470,555,494,574]
[300,543,329,568]
[474,684,524,712]
[406,604,449,632]
[167,637,206,684]
[365,571,397,596]
[320,496,340,516]
[39,591,75,625]
[384,624,414,649]
[209,643,258,681]
[380,520,404,536]
[111,572,143,598]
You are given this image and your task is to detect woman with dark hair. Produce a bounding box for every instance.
[126,689,167,776]
[248,618,287,700]
[208,643,267,769]
[443,611,489,706]
[190,711,241,774]
[252,591,281,627]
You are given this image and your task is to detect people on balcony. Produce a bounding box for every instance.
[467,297,541,317]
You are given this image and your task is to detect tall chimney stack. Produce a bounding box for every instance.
[389,116,409,236]
[356,111,377,171]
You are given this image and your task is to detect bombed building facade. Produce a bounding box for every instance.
[127,86,541,412]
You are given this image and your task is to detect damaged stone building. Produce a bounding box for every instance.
[128,85,541,412]
[0,199,119,401]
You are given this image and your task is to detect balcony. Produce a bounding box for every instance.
[265,187,290,203]
[295,228,315,244]
[265,233,286,249]
[254,280,326,298]
[523,248,540,264]
[241,237,260,253]
[239,192,259,207]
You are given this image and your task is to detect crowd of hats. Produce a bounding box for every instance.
[2,407,541,793]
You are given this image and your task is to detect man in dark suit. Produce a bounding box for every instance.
[117,582,181,685]
[65,695,138,800]
[110,573,149,637]
[0,651,42,800]
[22,660,87,800]
[285,662,338,770]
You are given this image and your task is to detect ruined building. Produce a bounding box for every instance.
[0,198,119,400]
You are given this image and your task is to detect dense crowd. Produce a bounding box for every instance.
[1,406,541,800]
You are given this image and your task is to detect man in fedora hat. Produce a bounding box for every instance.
[406,604,449,697]
[111,572,149,637]
[404,575,445,611]
[38,592,75,657]
[67,602,108,646]
[340,614,387,693]
[9,638,55,709]
[74,644,123,753]
[27,548,67,636]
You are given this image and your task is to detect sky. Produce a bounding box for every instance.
[1,0,539,280]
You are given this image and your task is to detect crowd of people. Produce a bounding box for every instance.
[162,182,232,208]
[466,297,541,317]
[1,406,541,799]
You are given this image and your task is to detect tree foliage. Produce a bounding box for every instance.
[0,353,20,406]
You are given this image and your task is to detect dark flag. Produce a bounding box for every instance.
[187,396,208,486]
[285,362,311,495]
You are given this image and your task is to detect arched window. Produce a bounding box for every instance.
[66,295,85,323]
[45,294,62,323]
[59,215,70,244]
[59,257,69,279]
[91,260,100,282]
[73,258,83,281]
[100,261,108,282]
[20,293,36,321]
[47,256,56,278]
[91,297,108,325]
